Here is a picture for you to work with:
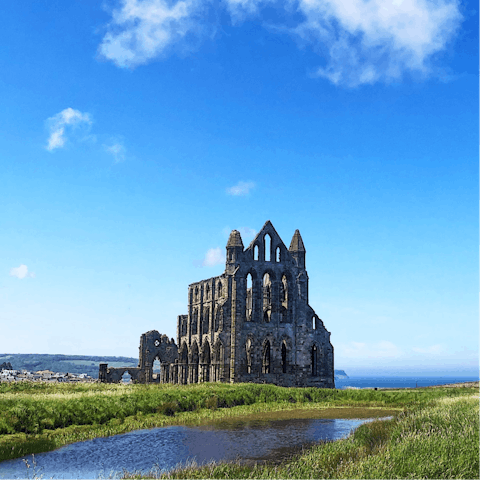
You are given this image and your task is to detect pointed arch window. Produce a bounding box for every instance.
[181,316,187,336]
[262,341,271,374]
[281,275,288,304]
[281,343,287,373]
[202,342,211,382]
[311,345,318,376]
[263,273,271,306]
[191,309,198,335]
[203,307,210,334]
[254,245,259,261]
[217,281,222,297]
[191,342,199,383]
[276,246,281,262]
[214,306,222,332]
[264,234,271,261]
[246,273,253,321]
[246,338,252,374]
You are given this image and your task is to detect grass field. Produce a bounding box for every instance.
[131,394,478,479]
[0,381,478,479]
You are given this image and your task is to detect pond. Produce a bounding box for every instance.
[0,413,387,479]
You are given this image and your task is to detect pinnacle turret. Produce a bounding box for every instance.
[289,229,306,252]
[226,230,244,248]
[226,229,244,265]
[289,229,306,269]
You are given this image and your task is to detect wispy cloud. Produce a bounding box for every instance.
[98,0,206,68]
[46,108,92,151]
[226,181,255,196]
[202,247,225,266]
[10,264,35,279]
[338,340,403,359]
[412,344,443,355]
[99,0,462,86]
[238,226,257,240]
[293,0,463,86]
[224,0,265,22]
[104,142,127,163]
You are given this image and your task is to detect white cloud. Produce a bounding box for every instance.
[10,265,35,279]
[294,0,463,86]
[238,226,257,240]
[202,247,225,266]
[104,142,127,163]
[98,0,206,68]
[46,108,92,151]
[226,181,255,196]
[99,0,462,86]
[224,0,267,21]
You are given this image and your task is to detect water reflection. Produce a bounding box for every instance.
[0,417,378,479]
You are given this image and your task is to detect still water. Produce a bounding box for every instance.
[0,416,376,479]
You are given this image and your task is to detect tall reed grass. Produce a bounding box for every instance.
[0,381,477,465]
[126,394,478,479]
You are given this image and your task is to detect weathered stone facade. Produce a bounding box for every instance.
[100,221,334,388]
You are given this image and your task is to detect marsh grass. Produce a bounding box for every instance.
[0,381,477,467]
[122,395,479,479]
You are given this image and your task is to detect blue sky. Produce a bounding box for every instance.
[1,0,478,376]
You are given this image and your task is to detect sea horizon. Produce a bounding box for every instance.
[335,375,479,390]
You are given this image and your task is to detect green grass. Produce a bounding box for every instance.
[0,381,477,476]
[122,394,479,479]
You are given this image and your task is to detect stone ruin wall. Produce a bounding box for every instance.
[100,221,334,388]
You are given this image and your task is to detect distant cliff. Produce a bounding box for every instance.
[334,370,348,379]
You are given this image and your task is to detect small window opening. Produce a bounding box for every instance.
[276,247,281,262]
[192,309,198,335]
[264,234,271,261]
[263,273,271,305]
[181,317,187,336]
[246,339,252,374]
[121,371,131,384]
[254,245,259,261]
[246,274,253,321]
[281,343,287,373]
[203,307,210,334]
[312,316,316,330]
[311,345,317,376]
[153,359,161,380]
[262,341,271,374]
[217,281,222,297]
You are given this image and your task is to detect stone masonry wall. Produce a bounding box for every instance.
[100,221,334,388]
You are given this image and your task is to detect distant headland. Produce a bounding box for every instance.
[1,353,349,381]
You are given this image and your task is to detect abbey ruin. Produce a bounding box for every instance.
[99,221,334,388]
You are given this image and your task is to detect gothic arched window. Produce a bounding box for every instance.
[262,341,271,374]
[281,342,287,373]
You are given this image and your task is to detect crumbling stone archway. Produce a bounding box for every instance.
[138,330,178,382]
